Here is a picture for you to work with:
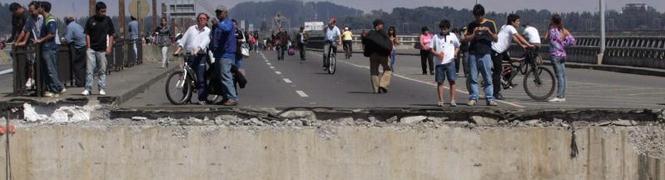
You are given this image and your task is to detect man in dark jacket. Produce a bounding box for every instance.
[296,27,307,61]
[8,3,27,43]
[362,19,393,94]
[275,28,290,60]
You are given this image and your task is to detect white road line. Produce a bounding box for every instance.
[267,63,272,66]
[269,66,274,69]
[0,69,12,75]
[296,90,309,97]
[283,78,292,84]
[332,56,525,108]
[275,71,282,75]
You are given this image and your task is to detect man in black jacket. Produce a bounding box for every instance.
[362,19,392,94]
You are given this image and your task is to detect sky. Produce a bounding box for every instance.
[2,0,664,18]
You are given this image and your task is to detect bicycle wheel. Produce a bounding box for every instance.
[523,66,555,101]
[165,70,193,105]
[328,53,337,74]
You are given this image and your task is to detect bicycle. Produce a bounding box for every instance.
[165,53,221,105]
[465,48,555,101]
[343,41,352,59]
[323,41,338,74]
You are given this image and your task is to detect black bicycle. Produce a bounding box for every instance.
[165,53,221,105]
[466,48,555,101]
[323,41,338,74]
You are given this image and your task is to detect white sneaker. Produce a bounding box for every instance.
[25,78,35,88]
[437,101,444,107]
[450,101,457,107]
[81,90,90,96]
[61,88,67,93]
[548,97,566,103]
[99,89,106,95]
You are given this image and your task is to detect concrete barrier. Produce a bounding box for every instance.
[0,118,663,180]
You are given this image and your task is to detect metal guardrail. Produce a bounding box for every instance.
[9,36,143,97]
[307,35,665,69]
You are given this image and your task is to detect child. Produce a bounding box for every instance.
[430,20,461,107]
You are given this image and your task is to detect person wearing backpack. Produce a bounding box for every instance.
[362,19,392,94]
[34,1,65,97]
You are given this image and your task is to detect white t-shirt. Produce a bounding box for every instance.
[429,33,460,65]
[325,26,341,42]
[523,26,541,44]
[491,25,518,53]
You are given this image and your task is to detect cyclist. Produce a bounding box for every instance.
[342,26,353,59]
[491,14,533,99]
[522,23,541,64]
[173,13,211,105]
[323,17,342,70]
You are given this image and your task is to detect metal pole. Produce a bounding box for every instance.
[598,0,606,65]
[152,0,157,32]
[119,0,126,37]
[90,0,97,16]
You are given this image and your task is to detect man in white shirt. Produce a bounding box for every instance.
[490,14,533,100]
[522,24,541,45]
[174,13,211,105]
[430,20,461,107]
[323,17,341,70]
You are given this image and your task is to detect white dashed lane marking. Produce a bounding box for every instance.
[283,78,292,84]
[296,90,309,98]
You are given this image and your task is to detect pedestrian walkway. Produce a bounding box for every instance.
[0,47,175,105]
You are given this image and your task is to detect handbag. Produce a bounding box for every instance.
[240,33,250,57]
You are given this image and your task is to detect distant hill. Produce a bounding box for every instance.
[230,0,363,32]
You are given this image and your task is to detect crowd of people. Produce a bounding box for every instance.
[6,2,576,107]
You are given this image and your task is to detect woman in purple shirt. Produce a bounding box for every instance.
[545,15,576,103]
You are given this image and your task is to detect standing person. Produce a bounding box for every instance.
[275,27,289,60]
[296,26,307,61]
[14,1,42,89]
[211,7,239,106]
[34,1,64,97]
[63,17,87,87]
[323,17,341,70]
[154,17,172,68]
[491,14,533,100]
[7,3,26,43]
[419,27,434,75]
[459,27,470,77]
[430,20,460,107]
[361,19,392,94]
[173,13,211,105]
[82,2,115,96]
[545,15,575,103]
[128,16,139,65]
[342,26,353,59]
[232,19,248,89]
[462,4,498,106]
[387,26,399,69]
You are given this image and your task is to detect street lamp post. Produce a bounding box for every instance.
[598,0,606,65]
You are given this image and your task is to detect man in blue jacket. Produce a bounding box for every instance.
[211,7,238,106]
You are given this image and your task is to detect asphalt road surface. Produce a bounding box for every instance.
[122,50,665,109]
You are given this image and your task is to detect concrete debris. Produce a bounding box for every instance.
[279,110,316,120]
[386,116,398,123]
[628,126,665,159]
[471,116,497,126]
[23,103,97,123]
[400,116,427,124]
[612,120,637,126]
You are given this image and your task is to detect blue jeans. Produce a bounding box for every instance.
[390,49,397,69]
[41,49,64,93]
[468,54,494,102]
[551,56,567,98]
[189,54,208,101]
[85,49,107,91]
[216,57,238,101]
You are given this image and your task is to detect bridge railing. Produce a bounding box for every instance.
[307,34,665,69]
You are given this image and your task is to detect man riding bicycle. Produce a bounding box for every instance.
[323,17,342,70]
[173,13,211,105]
